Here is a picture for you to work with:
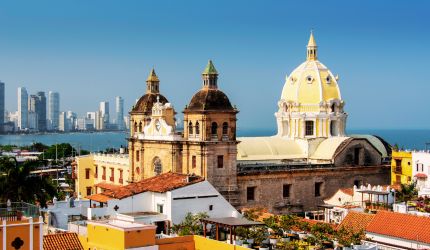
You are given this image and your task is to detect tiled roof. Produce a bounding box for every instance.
[87,193,112,203]
[94,182,122,191]
[337,211,375,233]
[43,233,83,250]
[415,173,428,178]
[340,188,354,196]
[366,211,430,244]
[98,172,203,200]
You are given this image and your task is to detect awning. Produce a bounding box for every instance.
[415,173,428,178]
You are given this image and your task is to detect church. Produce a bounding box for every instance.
[76,32,390,212]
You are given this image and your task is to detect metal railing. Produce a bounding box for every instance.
[0,202,40,220]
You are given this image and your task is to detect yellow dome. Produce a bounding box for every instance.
[280,33,342,104]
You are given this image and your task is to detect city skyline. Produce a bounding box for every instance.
[0,1,429,130]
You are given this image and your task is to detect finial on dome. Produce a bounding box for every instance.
[202,60,218,75]
[147,68,160,82]
[307,30,318,61]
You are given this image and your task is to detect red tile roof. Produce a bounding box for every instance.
[43,233,83,250]
[340,188,354,196]
[337,211,375,233]
[87,193,112,203]
[366,211,430,244]
[415,173,428,178]
[96,172,204,200]
[94,182,122,191]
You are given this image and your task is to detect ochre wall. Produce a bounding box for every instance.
[0,219,41,250]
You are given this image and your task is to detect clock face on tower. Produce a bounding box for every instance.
[155,119,161,131]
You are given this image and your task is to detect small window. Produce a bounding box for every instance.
[211,122,218,136]
[138,122,142,132]
[315,182,323,197]
[247,186,256,201]
[417,164,419,172]
[95,165,98,178]
[306,75,313,83]
[305,121,314,136]
[86,187,92,196]
[195,121,200,135]
[283,184,291,198]
[222,122,228,135]
[157,204,164,214]
[85,168,90,179]
[331,103,336,113]
[395,159,401,167]
[209,205,213,211]
[188,121,193,135]
[136,150,140,162]
[217,155,224,168]
[192,156,197,169]
[326,76,331,83]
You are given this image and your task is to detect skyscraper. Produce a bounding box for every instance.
[0,81,4,132]
[99,101,109,129]
[28,95,39,131]
[17,87,28,130]
[48,91,60,131]
[115,96,124,130]
[36,91,47,131]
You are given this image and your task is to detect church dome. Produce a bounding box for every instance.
[186,89,233,112]
[280,32,342,105]
[132,93,168,114]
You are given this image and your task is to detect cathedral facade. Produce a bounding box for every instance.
[76,32,390,212]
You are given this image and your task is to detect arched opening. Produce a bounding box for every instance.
[222,122,228,135]
[195,121,200,135]
[138,122,142,132]
[153,157,162,176]
[330,120,338,136]
[211,122,218,137]
[282,121,289,136]
[188,121,193,135]
[134,122,137,133]
[331,103,336,113]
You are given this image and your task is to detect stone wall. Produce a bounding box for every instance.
[237,165,390,213]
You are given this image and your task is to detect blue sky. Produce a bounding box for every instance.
[0,0,428,130]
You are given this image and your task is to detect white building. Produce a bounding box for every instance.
[412,151,430,196]
[17,87,28,130]
[48,91,60,130]
[99,101,109,128]
[59,111,69,132]
[86,172,239,230]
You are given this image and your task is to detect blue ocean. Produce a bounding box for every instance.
[0,129,429,151]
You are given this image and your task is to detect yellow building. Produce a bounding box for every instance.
[74,153,129,198]
[391,151,412,185]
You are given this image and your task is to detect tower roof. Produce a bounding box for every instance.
[146,68,160,82]
[307,31,317,47]
[202,60,218,75]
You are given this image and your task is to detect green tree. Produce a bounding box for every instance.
[0,157,57,207]
[397,182,418,203]
[172,212,209,236]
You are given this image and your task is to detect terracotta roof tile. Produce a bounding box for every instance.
[415,173,428,178]
[340,188,354,196]
[99,172,203,200]
[94,182,122,191]
[43,233,83,250]
[366,211,430,244]
[87,193,112,203]
[337,211,375,233]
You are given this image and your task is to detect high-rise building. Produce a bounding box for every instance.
[36,91,47,131]
[17,87,28,130]
[0,81,4,132]
[48,91,60,130]
[28,95,39,131]
[99,101,109,129]
[28,111,38,131]
[115,96,124,130]
[59,111,68,132]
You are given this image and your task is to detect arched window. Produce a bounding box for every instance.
[222,122,228,135]
[195,121,200,135]
[331,103,336,113]
[134,122,137,133]
[330,121,338,136]
[211,122,218,136]
[188,121,193,135]
[138,122,143,132]
[153,157,162,176]
[305,120,314,136]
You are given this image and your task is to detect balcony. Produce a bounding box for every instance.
[0,202,40,221]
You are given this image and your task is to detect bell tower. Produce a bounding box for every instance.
[183,60,240,205]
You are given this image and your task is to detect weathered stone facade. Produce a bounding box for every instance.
[237,165,390,213]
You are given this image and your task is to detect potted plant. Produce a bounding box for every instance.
[259,243,270,250]
[242,240,250,248]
